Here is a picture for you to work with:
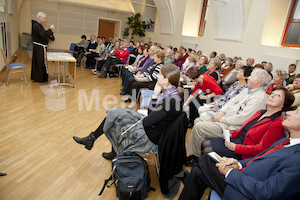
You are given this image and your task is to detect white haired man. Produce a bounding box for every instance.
[31,11,55,82]
[186,69,271,165]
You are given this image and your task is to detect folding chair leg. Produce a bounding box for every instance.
[6,68,12,86]
[2,67,8,85]
[23,68,27,85]
[20,70,23,81]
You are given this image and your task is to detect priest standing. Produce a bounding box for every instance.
[31,11,55,82]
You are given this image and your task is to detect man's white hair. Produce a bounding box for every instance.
[254,68,271,86]
[37,11,47,18]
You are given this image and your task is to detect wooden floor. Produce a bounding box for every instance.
[0,49,209,200]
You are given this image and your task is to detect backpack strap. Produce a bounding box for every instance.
[98,175,113,196]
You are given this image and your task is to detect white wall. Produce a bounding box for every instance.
[0,0,20,61]
[147,0,300,73]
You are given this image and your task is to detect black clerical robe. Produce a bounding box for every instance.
[31,20,54,82]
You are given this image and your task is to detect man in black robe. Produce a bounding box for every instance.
[31,11,55,82]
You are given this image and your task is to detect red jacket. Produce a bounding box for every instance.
[266,82,284,95]
[181,53,188,64]
[191,74,224,96]
[231,110,285,159]
[114,48,129,63]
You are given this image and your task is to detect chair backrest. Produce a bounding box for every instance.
[0,49,8,67]
[125,54,130,64]
[69,43,77,51]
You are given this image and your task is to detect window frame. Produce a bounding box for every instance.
[281,0,300,47]
[198,0,209,37]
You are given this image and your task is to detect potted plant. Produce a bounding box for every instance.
[123,13,154,38]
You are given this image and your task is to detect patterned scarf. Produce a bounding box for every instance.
[156,86,182,107]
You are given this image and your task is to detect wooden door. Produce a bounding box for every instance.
[98,20,115,41]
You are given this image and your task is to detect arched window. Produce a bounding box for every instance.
[282,0,300,47]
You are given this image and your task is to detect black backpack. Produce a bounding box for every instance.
[99,152,155,200]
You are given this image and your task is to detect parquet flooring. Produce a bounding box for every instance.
[0,49,209,200]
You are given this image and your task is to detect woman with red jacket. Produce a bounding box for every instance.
[201,86,294,160]
[183,67,224,127]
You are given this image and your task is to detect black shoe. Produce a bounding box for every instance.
[98,74,107,78]
[84,66,90,69]
[102,148,116,160]
[0,173,7,176]
[185,155,198,167]
[73,132,96,150]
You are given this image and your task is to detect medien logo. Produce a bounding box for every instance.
[78,89,138,111]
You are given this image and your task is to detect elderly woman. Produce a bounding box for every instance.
[219,57,234,78]
[266,70,288,95]
[73,64,184,158]
[203,57,221,83]
[163,47,173,64]
[198,66,253,121]
[264,62,273,79]
[221,60,243,91]
[120,46,150,94]
[197,55,209,74]
[202,86,294,160]
[180,52,198,75]
[184,67,224,127]
[172,51,183,69]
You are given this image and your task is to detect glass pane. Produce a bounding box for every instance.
[284,23,300,45]
[292,0,300,22]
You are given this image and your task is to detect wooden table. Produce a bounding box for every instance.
[47,52,76,87]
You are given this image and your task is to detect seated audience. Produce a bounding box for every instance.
[122,49,165,108]
[184,67,224,127]
[85,37,105,69]
[128,41,141,64]
[181,48,188,64]
[197,55,208,74]
[105,38,115,51]
[246,57,255,66]
[172,51,183,69]
[81,35,97,66]
[266,70,288,95]
[186,68,270,162]
[99,40,129,78]
[198,66,252,121]
[163,47,172,64]
[93,40,120,75]
[73,64,187,196]
[120,47,149,94]
[127,40,135,53]
[179,106,300,200]
[74,35,89,66]
[203,58,221,83]
[202,86,294,161]
[286,63,297,85]
[286,74,300,107]
[219,53,226,65]
[219,57,233,78]
[264,62,273,79]
[180,53,198,75]
[196,50,202,60]
[254,63,264,69]
[220,60,243,91]
[208,51,217,63]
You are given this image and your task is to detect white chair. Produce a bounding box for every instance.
[1,49,27,86]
